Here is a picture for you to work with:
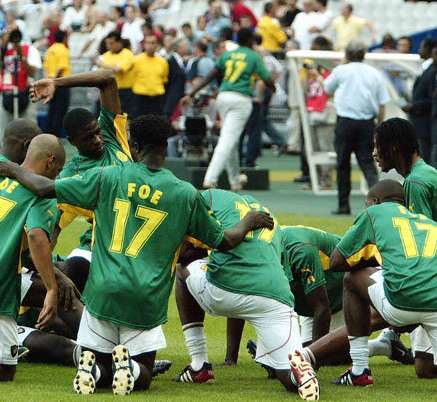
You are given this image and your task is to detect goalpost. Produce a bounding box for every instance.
[286,50,421,195]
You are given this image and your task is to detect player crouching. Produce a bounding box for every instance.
[174,190,319,401]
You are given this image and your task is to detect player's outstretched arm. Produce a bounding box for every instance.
[28,228,58,330]
[31,69,121,115]
[218,211,274,251]
[181,68,220,106]
[0,161,55,198]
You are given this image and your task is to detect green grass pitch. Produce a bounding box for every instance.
[6,214,435,401]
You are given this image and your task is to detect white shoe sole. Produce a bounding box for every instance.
[289,351,319,401]
[73,351,96,395]
[112,345,134,396]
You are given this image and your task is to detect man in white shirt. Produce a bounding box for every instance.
[310,0,333,36]
[121,5,144,54]
[324,41,389,215]
[291,0,319,50]
[79,10,116,58]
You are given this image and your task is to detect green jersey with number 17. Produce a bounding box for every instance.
[54,164,225,329]
[0,155,58,318]
[203,189,294,308]
[215,46,271,97]
[337,202,437,312]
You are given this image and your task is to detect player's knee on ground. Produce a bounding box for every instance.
[275,369,296,392]
[415,353,437,378]
[132,351,156,391]
[0,365,16,381]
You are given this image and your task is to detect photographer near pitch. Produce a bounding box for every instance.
[0,28,41,142]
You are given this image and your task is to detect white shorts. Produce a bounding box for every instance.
[20,268,34,303]
[17,326,37,347]
[411,326,433,356]
[77,308,167,356]
[186,259,301,370]
[299,309,345,345]
[67,249,92,262]
[0,316,18,365]
[368,270,437,364]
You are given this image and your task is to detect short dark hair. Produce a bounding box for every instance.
[63,108,96,138]
[106,31,122,42]
[129,115,172,153]
[195,41,208,53]
[182,22,192,29]
[375,118,419,163]
[55,30,67,43]
[220,26,233,41]
[316,0,328,6]
[264,2,273,14]
[422,37,437,52]
[311,35,333,50]
[8,29,22,44]
[398,36,412,46]
[237,28,254,47]
[345,40,366,62]
[345,3,353,13]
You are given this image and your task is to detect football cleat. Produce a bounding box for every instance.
[73,351,97,395]
[289,351,319,401]
[246,339,277,379]
[17,346,29,361]
[112,345,134,395]
[390,338,414,365]
[174,362,215,383]
[332,368,373,387]
[153,359,172,378]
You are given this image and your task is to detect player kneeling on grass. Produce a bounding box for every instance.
[325,179,437,386]
[0,116,273,395]
[0,134,65,381]
[174,190,319,401]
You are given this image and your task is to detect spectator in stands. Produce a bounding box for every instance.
[121,5,144,54]
[220,27,239,51]
[111,6,125,32]
[21,0,45,43]
[43,30,71,137]
[397,36,412,54]
[0,29,41,141]
[164,38,190,119]
[257,2,287,58]
[182,22,203,51]
[403,39,437,163]
[205,1,231,41]
[62,0,87,34]
[432,48,437,168]
[310,0,333,35]
[278,0,301,28]
[291,0,318,50]
[131,34,169,117]
[324,40,388,214]
[158,33,175,58]
[81,0,99,33]
[331,3,375,51]
[5,10,30,43]
[230,0,257,28]
[79,10,116,58]
[196,15,208,38]
[186,41,215,88]
[98,31,135,116]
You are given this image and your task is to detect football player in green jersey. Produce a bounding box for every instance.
[175,190,319,401]
[182,28,275,190]
[0,134,64,381]
[325,180,437,387]
[0,115,273,395]
[225,226,343,374]
[374,118,437,378]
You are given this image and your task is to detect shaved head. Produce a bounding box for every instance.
[4,118,42,142]
[367,180,404,206]
[2,119,42,164]
[23,134,66,179]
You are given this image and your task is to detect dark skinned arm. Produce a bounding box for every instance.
[0,162,55,198]
[218,210,274,251]
[305,286,331,345]
[330,248,380,272]
[30,69,121,115]
[27,228,58,330]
